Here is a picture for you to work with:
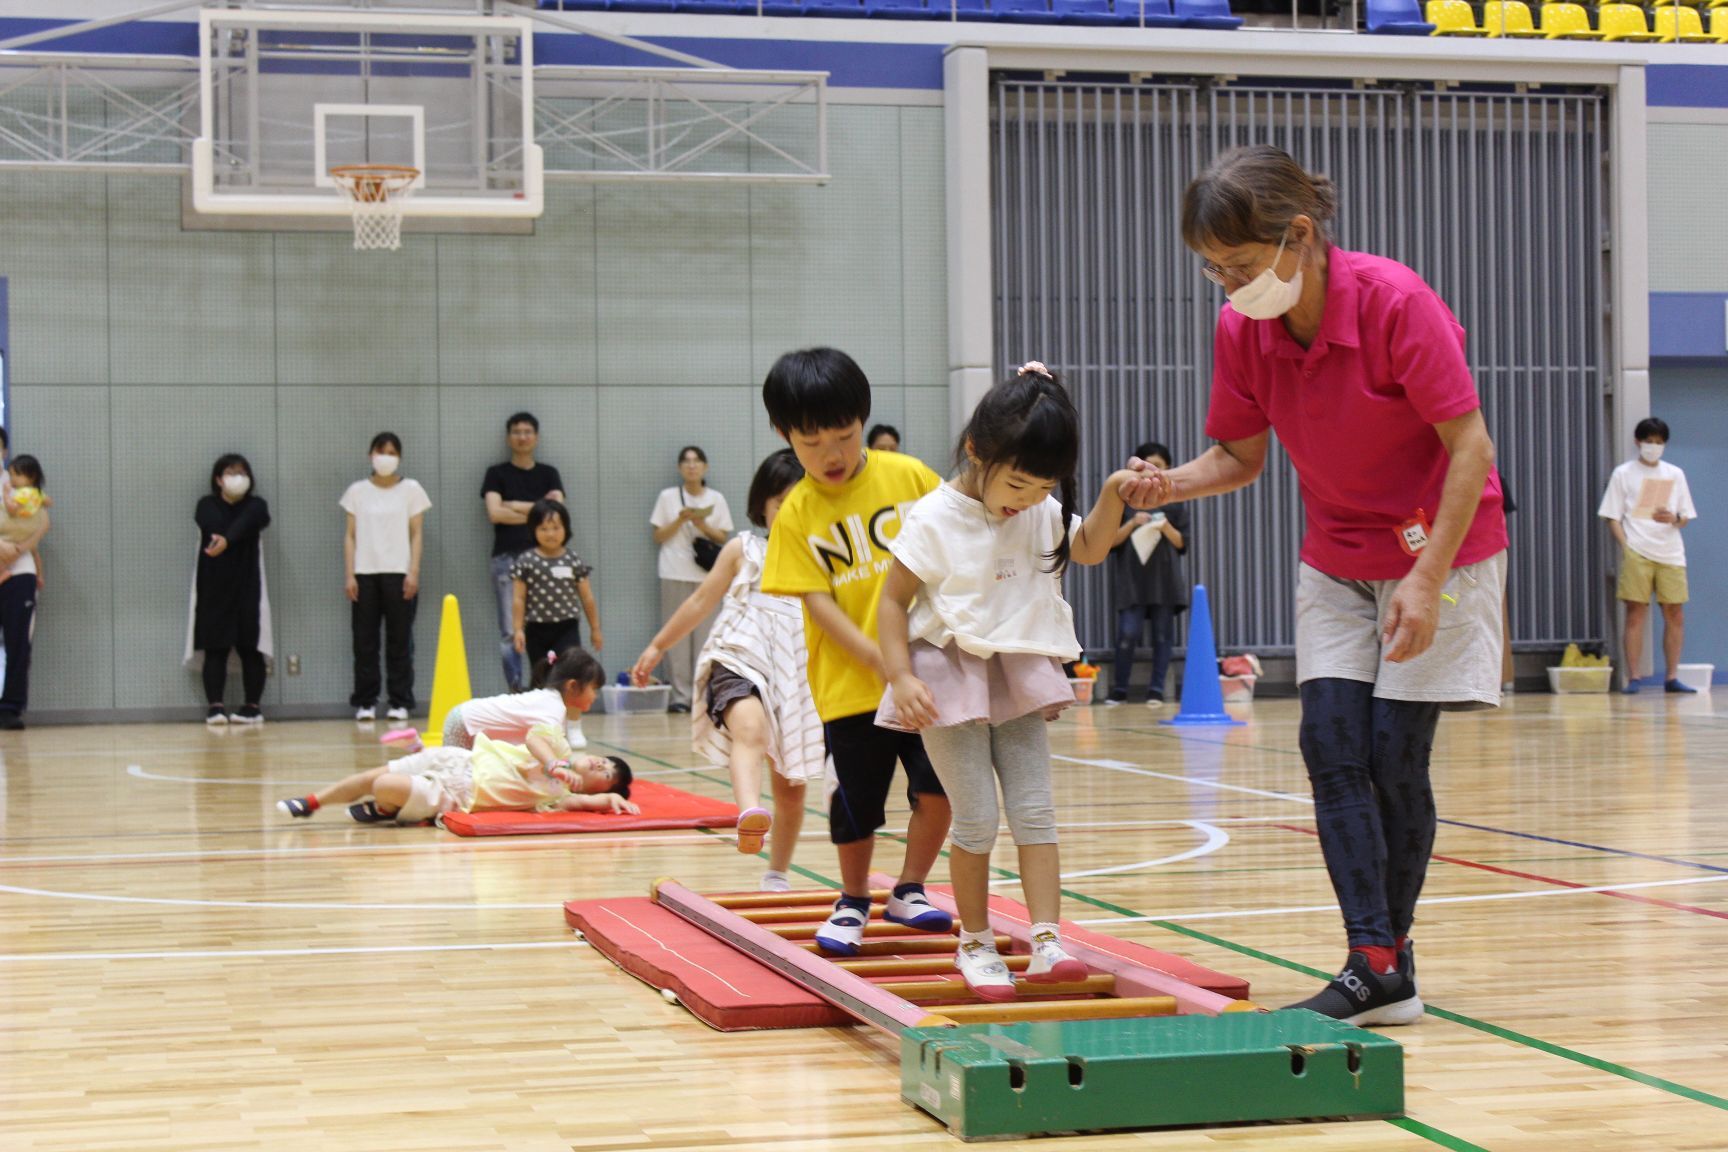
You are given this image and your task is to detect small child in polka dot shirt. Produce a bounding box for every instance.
[512,499,601,671]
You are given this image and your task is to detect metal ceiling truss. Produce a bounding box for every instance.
[0,2,831,183]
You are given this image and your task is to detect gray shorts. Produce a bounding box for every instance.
[1296,550,1506,710]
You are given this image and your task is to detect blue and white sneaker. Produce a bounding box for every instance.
[883,887,953,933]
[814,900,870,955]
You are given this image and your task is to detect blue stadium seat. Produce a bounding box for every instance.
[756,0,805,13]
[607,0,677,11]
[1054,0,1123,23]
[675,0,748,11]
[1114,0,1184,24]
[803,0,868,13]
[932,0,996,17]
[1172,0,1243,28]
[994,0,1064,21]
[1365,0,1436,32]
[866,0,945,16]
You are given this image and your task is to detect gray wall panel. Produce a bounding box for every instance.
[107,175,276,386]
[14,387,114,712]
[274,233,440,385]
[0,172,110,386]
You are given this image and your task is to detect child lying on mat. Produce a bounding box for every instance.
[278,740,636,825]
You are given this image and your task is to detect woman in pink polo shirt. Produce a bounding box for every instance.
[1141,146,1507,1027]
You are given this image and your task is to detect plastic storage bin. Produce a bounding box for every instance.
[601,684,671,714]
[1068,677,1095,704]
[1219,674,1257,701]
[1547,666,1612,694]
[1675,664,1715,693]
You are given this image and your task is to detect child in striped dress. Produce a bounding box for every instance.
[630,450,822,892]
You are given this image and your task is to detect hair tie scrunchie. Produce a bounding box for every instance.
[1019,361,1052,380]
[546,651,557,667]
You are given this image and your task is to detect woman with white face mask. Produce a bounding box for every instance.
[192,453,273,725]
[1131,145,1508,1028]
[341,432,432,723]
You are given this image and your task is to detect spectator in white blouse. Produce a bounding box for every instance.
[342,432,431,723]
[649,446,733,713]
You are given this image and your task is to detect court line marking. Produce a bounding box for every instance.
[128,764,331,786]
[1069,872,1728,925]
[0,941,583,963]
[0,881,561,911]
[991,821,1230,885]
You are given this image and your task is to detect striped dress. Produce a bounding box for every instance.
[692,532,826,784]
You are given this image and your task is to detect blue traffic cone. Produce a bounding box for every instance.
[1161,583,1244,728]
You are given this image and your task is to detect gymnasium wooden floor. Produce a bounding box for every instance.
[2,691,1725,1151]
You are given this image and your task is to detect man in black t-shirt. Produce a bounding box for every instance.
[481,412,565,691]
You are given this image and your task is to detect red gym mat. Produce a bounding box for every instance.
[440,780,739,837]
[564,896,853,1031]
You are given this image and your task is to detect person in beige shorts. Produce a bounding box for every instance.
[1598,417,1697,695]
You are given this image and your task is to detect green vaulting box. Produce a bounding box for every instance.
[901,1010,1404,1140]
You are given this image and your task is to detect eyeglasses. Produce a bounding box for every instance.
[1200,231,1291,289]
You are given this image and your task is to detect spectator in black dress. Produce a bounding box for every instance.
[481,412,565,692]
[194,454,272,725]
[1104,441,1192,708]
[0,429,49,731]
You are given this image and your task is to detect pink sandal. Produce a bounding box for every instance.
[735,807,772,854]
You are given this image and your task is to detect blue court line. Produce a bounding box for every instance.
[1435,819,1728,877]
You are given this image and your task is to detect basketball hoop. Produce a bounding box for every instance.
[329,164,419,251]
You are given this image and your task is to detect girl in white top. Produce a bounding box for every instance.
[442,647,606,754]
[341,432,432,723]
[648,446,735,711]
[877,363,1158,1000]
[631,450,821,892]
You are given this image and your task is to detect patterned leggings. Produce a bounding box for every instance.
[1297,678,1441,948]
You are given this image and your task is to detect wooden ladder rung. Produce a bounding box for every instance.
[930,995,1178,1024]
[883,974,1117,1002]
[710,889,890,910]
[798,936,1009,957]
[838,955,1032,977]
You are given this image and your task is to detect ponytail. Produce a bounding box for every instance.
[532,646,604,694]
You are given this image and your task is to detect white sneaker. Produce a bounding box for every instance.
[759,870,791,893]
[883,888,953,932]
[385,706,409,722]
[814,901,869,955]
[1025,929,1088,983]
[566,719,588,749]
[354,706,376,722]
[955,939,1016,1001]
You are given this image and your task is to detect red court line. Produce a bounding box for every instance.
[1271,824,1728,923]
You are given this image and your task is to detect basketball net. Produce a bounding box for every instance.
[330,164,419,251]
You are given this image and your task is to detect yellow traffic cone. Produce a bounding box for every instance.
[422,594,473,746]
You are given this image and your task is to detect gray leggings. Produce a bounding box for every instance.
[918,712,1058,855]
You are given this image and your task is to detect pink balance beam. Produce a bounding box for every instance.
[652,880,942,1035]
[868,873,1255,1017]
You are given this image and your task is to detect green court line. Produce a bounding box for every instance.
[597,738,1728,1118]
[1387,1116,1493,1152]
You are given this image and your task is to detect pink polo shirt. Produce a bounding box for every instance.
[1205,247,1506,581]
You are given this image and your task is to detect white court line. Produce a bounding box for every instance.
[0,940,583,963]
[1052,754,1314,805]
[128,764,331,787]
[1070,872,1728,926]
[0,881,561,911]
[987,821,1231,887]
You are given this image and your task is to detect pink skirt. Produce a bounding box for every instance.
[876,641,1074,731]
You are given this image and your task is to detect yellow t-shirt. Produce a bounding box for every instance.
[761,449,942,722]
[465,725,573,812]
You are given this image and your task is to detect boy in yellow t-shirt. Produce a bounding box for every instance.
[760,347,953,955]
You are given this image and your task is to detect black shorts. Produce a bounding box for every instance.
[824,711,945,845]
[705,661,760,731]
[523,618,582,667]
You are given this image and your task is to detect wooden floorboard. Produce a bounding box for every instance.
[2,691,1725,1150]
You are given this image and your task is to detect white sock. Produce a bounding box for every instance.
[959,927,995,948]
[1030,921,1061,941]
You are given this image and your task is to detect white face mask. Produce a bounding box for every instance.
[1226,232,1304,321]
[372,453,400,477]
[221,474,251,498]
[1639,442,1665,464]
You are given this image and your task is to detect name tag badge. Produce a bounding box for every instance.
[994,557,1017,583]
[1396,509,1430,558]
[551,565,575,581]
